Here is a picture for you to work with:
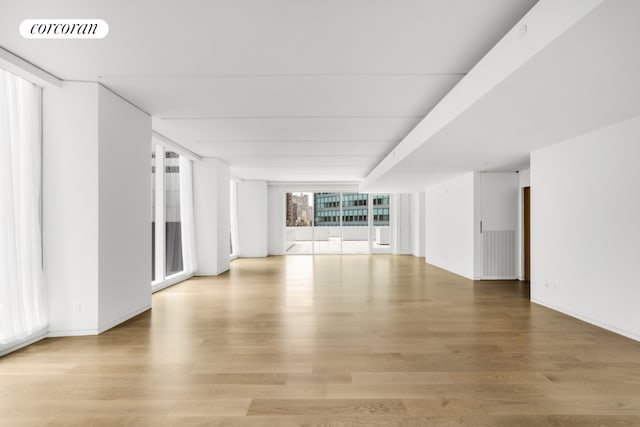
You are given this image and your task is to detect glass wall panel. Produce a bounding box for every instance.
[371,194,391,253]
[283,191,392,255]
[341,193,369,254]
[151,148,156,281]
[313,192,341,254]
[164,151,183,275]
[285,192,314,254]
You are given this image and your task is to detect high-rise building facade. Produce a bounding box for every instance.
[314,193,389,227]
[287,193,313,226]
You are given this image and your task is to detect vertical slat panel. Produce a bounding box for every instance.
[483,230,515,278]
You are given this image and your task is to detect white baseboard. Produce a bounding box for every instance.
[424,261,475,281]
[48,304,152,337]
[152,272,193,293]
[47,328,99,337]
[531,298,640,342]
[195,267,229,276]
[98,304,151,334]
[0,330,48,357]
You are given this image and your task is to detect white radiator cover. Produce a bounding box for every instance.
[482,230,516,278]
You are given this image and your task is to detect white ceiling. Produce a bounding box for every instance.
[363,0,640,192]
[0,0,538,182]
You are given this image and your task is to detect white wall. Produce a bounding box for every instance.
[193,158,230,275]
[531,115,640,341]
[411,192,425,257]
[237,180,268,257]
[393,193,412,254]
[473,173,482,279]
[268,185,285,255]
[44,82,151,336]
[97,86,152,332]
[44,82,100,335]
[425,173,476,279]
[518,169,530,187]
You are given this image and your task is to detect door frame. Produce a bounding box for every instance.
[523,186,531,282]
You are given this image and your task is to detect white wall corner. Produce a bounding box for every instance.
[193,158,231,275]
[237,180,268,257]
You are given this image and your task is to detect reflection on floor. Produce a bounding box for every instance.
[285,237,390,254]
[4,256,640,425]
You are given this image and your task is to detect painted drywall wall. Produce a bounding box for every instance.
[267,185,285,255]
[425,173,476,279]
[97,85,151,332]
[531,115,640,341]
[393,194,412,255]
[44,82,100,335]
[215,165,231,272]
[237,180,268,257]
[44,82,151,336]
[472,172,482,280]
[518,169,530,187]
[411,192,426,257]
[193,158,230,275]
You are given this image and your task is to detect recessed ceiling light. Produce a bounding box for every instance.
[516,24,528,39]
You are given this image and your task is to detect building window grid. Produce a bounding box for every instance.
[310,193,389,227]
[287,192,389,228]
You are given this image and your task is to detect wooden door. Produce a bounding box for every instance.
[523,187,531,281]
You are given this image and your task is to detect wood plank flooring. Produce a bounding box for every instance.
[1,255,640,426]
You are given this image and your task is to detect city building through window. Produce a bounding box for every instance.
[285,192,391,254]
[152,143,194,287]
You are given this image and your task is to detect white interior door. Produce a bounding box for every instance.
[480,173,518,279]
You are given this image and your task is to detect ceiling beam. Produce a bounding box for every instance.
[360,0,605,192]
[0,46,62,87]
[152,131,202,161]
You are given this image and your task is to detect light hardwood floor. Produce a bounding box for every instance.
[1,255,640,426]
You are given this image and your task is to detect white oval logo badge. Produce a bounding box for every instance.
[20,19,109,39]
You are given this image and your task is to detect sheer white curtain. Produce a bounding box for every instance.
[0,69,47,352]
[179,156,197,274]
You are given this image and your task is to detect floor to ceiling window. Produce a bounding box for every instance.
[284,192,391,255]
[151,148,157,281]
[313,193,341,254]
[371,193,391,254]
[164,151,183,275]
[341,193,369,254]
[0,68,47,355]
[151,141,196,291]
[285,192,314,254]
